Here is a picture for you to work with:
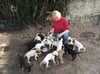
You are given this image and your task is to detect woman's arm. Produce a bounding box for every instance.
[61,29,69,35]
[58,29,69,38]
[58,18,70,38]
[51,28,54,34]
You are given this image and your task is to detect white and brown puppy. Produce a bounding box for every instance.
[24,49,41,64]
[56,38,65,64]
[73,38,85,52]
[56,49,65,64]
[40,50,58,68]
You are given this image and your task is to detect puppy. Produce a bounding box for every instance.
[34,33,45,41]
[73,38,85,52]
[67,36,74,45]
[24,50,41,63]
[56,38,63,51]
[33,41,45,50]
[64,44,77,61]
[17,54,33,72]
[67,36,85,52]
[51,38,63,50]
[26,39,41,50]
[56,49,65,64]
[47,30,54,40]
[40,50,58,68]
[38,33,45,41]
[42,37,52,49]
[34,33,41,41]
[64,36,77,61]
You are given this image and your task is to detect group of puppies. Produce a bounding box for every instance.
[17,31,85,72]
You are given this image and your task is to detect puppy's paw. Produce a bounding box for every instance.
[46,66,50,68]
[60,61,64,64]
[72,56,76,61]
[35,58,37,60]
[55,61,60,65]
[53,61,56,64]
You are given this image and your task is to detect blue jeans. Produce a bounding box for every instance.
[54,32,69,44]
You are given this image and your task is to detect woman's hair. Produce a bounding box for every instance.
[47,13,52,21]
[52,10,61,19]
[47,10,61,21]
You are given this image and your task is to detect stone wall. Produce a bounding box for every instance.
[68,0,100,18]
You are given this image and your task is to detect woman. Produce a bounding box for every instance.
[48,10,77,61]
[48,10,70,43]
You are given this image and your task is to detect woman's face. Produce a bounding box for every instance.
[52,15,58,21]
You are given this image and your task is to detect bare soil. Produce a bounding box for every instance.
[0,20,100,74]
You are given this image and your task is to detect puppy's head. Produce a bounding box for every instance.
[67,37,75,45]
[42,37,48,43]
[38,33,45,41]
[35,49,41,55]
[72,38,75,44]
[52,51,58,56]
[47,30,52,36]
[59,38,63,42]
[58,49,65,55]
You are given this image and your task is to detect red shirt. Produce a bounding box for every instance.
[52,17,70,33]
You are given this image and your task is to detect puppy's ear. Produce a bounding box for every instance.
[72,38,76,43]
[16,54,23,57]
[72,38,76,40]
[24,56,28,60]
[62,45,64,49]
[58,38,61,40]
[52,37,55,40]
[40,46,44,49]
[54,38,56,41]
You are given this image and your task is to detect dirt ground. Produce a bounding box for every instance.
[0,19,100,74]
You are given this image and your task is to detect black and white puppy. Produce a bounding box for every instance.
[64,36,77,61]
[67,36,85,52]
[47,30,53,39]
[64,44,77,61]
[34,33,45,41]
[26,39,41,50]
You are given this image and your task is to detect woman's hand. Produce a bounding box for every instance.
[57,33,63,38]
